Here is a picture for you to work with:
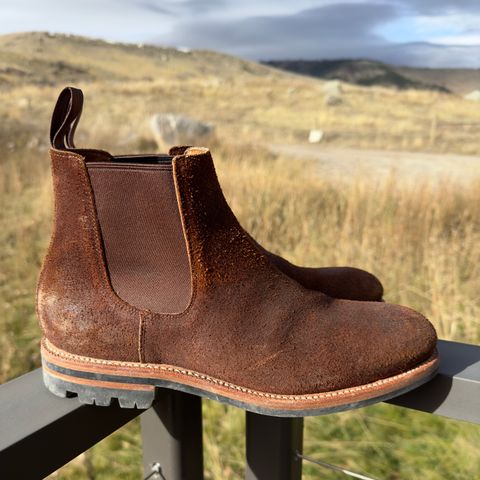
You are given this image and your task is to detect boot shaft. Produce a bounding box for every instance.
[37,88,196,358]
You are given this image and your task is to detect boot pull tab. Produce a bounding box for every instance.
[50,86,84,149]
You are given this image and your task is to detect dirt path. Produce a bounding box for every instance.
[270,144,480,185]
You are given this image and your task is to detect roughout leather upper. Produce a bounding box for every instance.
[36,146,437,395]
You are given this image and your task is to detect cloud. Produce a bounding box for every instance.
[132,0,173,15]
[132,0,226,16]
[155,2,397,59]
[149,1,480,67]
[379,42,480,68]
[434,31,480,46]
[177,0,225,14]
[401,0,480,15]
[0,0,479,67]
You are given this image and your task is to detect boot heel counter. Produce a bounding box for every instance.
[35,151,79,343]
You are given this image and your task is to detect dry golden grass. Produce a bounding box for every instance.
[11,78,479,155]
[217,148,480,343]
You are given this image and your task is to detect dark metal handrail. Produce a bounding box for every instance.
[0,339,478,479]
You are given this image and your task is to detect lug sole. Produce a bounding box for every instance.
[41,338,439,417]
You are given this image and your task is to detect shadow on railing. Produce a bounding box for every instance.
[0,339,479,479]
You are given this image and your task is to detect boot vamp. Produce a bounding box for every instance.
[146,276,436,396]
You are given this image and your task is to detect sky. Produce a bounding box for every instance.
[1,0,480,67]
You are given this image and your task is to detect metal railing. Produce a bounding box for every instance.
[0,339,479,479]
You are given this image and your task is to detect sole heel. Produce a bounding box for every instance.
[42,361,156,409]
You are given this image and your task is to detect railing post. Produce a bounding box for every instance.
[141,389,204,480]
[0,370,142,479]
[245,412,303,480]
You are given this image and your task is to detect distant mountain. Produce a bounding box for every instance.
[396,66,480,95]
[263,59,451,93]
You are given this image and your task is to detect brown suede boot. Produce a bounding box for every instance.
[38,88,438,415]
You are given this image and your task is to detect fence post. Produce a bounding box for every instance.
[245,412,303,480]
[141,389,204,480]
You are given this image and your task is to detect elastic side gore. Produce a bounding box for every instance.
[87,161,192,314]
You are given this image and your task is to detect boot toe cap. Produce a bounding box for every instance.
[280,300,438,395]
[324,301,437,391]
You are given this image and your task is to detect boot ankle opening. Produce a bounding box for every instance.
[112,154,174,165]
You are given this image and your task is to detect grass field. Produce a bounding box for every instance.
[1,32,480,479]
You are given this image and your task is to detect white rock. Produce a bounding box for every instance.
[308,129,324,143]
[17,97,30,108]
[464,90,480,102]
[322,80,342,96]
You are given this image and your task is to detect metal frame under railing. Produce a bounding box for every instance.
[0,339,479,479]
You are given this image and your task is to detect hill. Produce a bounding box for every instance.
[0,31,274,88]
[263,59,451,92]
[397,66,480,95]
[264,59,480,94]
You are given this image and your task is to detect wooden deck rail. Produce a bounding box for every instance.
[0,339,479,479]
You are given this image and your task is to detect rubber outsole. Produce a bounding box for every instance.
[42,359,439,416]
[41,339,439,417]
